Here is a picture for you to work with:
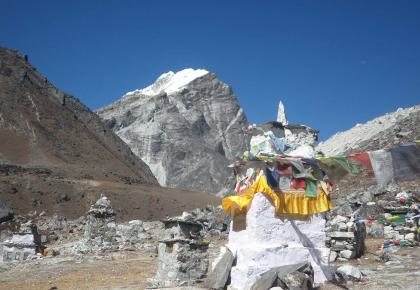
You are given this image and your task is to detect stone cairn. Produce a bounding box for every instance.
[325,215,366,262]
[207,193,327,290]
[365,191,419,246]
[2,221,42,261]
[148,218,209,288]
[83,195,117,252]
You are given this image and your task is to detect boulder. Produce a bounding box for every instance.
[246,263,314,290]
[277,263,314,290]
[206,246,235,289]
[249,268,278,290]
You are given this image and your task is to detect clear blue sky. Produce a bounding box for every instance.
[1,0,419,140]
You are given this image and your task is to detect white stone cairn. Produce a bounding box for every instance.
[227,193,332,290]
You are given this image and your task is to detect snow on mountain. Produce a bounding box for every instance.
[125,69,209,97]
[317,105,420,156]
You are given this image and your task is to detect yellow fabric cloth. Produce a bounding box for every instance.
[222,175,332,216]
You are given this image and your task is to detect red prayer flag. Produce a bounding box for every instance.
[347,152,373,172]
[291,178,306,190]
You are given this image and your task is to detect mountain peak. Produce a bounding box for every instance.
[125,68,209,97]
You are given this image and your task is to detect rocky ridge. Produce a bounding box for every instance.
[317,105,420,155]
[0,47,157,184]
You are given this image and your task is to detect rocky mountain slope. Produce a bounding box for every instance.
[316,105,420,217]
[0,47,157,184]
[97,69,249,195]
[0,48,219,219]
[317,105,420,155]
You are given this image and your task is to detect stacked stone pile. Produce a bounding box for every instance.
[63,195,160,254]
[82,195,118,252]
[380,192,419,244]
[325,215,366,262]
[148,218,209,288]
[177,205,229,238]
[115,220,152,251]
[343,190,419,247]
[362,192,420,246]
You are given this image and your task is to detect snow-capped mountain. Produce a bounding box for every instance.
[97,69,249,195]
[125,69,209,97]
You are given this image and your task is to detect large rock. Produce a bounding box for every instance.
[227,193,332,290]
[97,69,249,195]
[246,263,314,290]
[249,268,278,290]
[207,246,235,289]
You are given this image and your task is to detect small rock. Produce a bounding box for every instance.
[280,271,310,290]
[376,251,391,263]
[337,223,347,231]
[328,232,355,239]
[60,193,70,202]
[405,233,416,241]
[336,264,363,281]
[340,250,355,259]
[329,251,337,262]
[332,215,348,224]
[43,248,58,257]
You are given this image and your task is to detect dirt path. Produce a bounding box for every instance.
[1,240,419,290]
[0,252,156,290]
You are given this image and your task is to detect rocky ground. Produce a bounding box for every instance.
[1,238,419,290]
[1,184,419,289]
[0,195,229,289]
[323,238,420,290]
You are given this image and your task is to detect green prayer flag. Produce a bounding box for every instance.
[317,156,361,182]
[305,178,317,197]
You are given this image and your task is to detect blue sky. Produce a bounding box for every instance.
[1,0,419,140]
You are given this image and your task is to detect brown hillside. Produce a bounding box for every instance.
[0,48,219,220]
